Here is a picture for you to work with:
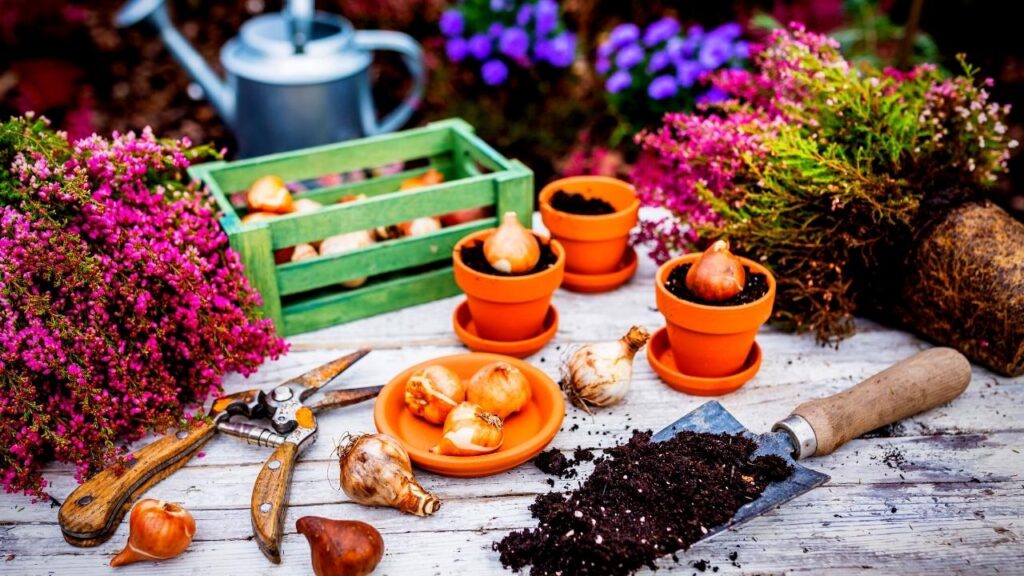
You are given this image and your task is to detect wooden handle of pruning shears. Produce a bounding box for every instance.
[250,441,300,564]
[58,421,217,547]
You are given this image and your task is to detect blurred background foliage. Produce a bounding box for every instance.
[1,0,1022,217]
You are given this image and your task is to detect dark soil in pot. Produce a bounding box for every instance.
[549,190,616,215]
[665,263,769,306]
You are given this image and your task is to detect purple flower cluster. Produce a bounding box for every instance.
[441,0,576,86]
[0,116,287,497]
[597,18,749,108]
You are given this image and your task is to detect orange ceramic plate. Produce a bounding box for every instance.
[561,247,639,293]
[452,300,558,358]
[647,327,762,396]
[373,353,565,477]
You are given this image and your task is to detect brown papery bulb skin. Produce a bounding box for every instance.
[110,499,196,567]
[296,517,384,576]
[338,433,441,516]
[431,402,503,456]
[483,212,540,274]
[467,362,532,420]
[246,175,294,214]
[404,365,466,424]
[685,240,746,302]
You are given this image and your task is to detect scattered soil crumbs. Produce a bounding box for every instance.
[549,190,616,215]
[460,238,559,276]
[497,431,792,575]
[665,264,769,306]
[534,448,575,478]
[881,446,908,471]
[573,447,594,462]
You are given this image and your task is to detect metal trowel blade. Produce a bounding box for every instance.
[652,401,830,542]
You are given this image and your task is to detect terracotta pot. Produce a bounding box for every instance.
[453,229,565,342]
[655,254,776,378]
[539,176,639,275]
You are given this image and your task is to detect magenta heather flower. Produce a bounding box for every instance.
[0,117,287,498]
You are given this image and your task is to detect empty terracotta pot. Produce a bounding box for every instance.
[539,176,639,275]
[655,253,775,378]
[453,229,564,342]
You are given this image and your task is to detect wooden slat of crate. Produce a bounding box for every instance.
[276,218,496,294]
[280,267,459,335]
[265,175,496,249]
[204,124,455,193]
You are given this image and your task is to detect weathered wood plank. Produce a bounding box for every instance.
[3,481,1020,575]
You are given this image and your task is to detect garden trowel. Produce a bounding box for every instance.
[653,347,971,541]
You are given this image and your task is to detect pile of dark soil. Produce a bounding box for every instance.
[460,237,558,276]
[495,430,792,575]
[549,190,616,215]
[665,263,769,306]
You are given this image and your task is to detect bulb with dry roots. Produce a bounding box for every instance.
[562,325,650,413]
[338,433,441,516]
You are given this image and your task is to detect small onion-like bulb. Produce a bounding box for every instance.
[431,402,504,456]
[338,433,441,516]
[685,240,746,302]
[292,198,323,213]
[483,212,540,274]
[110,499,196,567]
[466,362,532,420]
[404,365,466,424]
[320,230,376,288]
[246,175,294,214]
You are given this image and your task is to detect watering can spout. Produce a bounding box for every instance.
[116,0,235,126]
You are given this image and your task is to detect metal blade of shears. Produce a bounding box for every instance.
[306,385,383,413]
[282,349,370,402]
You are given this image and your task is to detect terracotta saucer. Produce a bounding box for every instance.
[646,327,762,396]
[561,247,639,294]
[373,353,565,477]
[453,300,558,358]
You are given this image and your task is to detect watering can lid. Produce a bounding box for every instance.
[221,12,371,85]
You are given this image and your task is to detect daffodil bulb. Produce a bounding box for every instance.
[430,402,503,456]
[562,326,650,412]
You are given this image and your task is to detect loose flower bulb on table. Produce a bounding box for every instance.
[110,499,195,567]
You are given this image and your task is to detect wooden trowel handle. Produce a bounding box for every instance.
[792,347,970,457]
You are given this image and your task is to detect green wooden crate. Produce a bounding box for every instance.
[188,118,534,336]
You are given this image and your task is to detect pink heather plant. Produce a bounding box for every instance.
[631,24,1016,342]
[0,115,287,498]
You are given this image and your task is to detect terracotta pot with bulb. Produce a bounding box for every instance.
[655,241,775,378]
[538,176,639,275]
[453,213,564,342]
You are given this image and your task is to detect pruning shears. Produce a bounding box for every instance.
[58,350,380,563]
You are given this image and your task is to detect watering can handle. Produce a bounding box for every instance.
[354,30,426,136]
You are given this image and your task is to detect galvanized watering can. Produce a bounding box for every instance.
[117,0,426,157]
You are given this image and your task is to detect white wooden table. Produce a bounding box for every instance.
[2,253,1022,576]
